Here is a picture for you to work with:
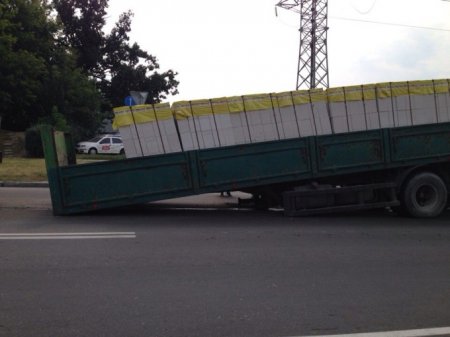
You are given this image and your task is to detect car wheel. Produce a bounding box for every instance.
[88,148,97,155]
[119,149,125,155]
[402,172,447,218]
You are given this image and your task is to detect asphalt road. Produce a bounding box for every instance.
[1,187,450,337]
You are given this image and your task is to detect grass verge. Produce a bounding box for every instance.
[0,154,125,181]
[0,157,47,181]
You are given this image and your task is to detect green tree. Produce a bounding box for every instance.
[40,49,102,140]
[54,1,179,108]
[0,0,50,130]
[0,0,102,138]
[53,0,107,80]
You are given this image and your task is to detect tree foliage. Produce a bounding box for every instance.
[54,1,179,108]
[0,0,52,130]
[53,0,107,79]
[0,0,178,140]
[0,0,102,138]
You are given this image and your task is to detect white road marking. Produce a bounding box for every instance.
[0,232,136,240]
[288,327,450,337]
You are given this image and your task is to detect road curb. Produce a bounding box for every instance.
[0,181,49,188]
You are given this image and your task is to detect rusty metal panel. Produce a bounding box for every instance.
[196,138,311,190]
[390,123,450,162]
[57,153,193,213]
[315,130,385,173]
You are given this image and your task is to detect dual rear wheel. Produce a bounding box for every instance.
[401,172,448,218]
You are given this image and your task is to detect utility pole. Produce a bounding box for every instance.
[276,0,329,90]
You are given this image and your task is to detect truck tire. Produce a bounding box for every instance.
[402,172,447,218]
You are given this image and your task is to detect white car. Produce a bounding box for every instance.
[76,135,125,155]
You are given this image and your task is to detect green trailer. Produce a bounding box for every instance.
[41,122,450,217]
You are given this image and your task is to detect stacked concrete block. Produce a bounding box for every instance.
[309,89,333,135]
[273,92,300,139]
[376,82,395,128]
[362,84,380,130]
[227,96,251,145]
[114,78,450,159]
[243,94,280,143]
[190,99,220,149]
[291,90,317,137]
[112,106,142,158]
[172,101,199,151]
[119,125,140,158]
[210,97,235,147]
[391,82,412,127]
[344,85,367,132]
[153,103,182,153]
[327,87,349,134]
[409,80,438,126]
[434,79,450,123]
[131,105,165,156]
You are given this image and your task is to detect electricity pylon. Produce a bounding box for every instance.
[276,0,329,90]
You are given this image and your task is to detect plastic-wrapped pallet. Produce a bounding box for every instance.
[376,82,395,128]
[113,106,141,158]
[327,87,349,134]
[291,90,317,137]
[227,96,251,145]
[409,80,438,126]
[272,91,300,139]
[134,105,166,156]
[210,97,235,146]
[391,82,412,127]
[344,85,367,131]
[190,99,220,149]
[153,103,182,153]
[362,84,380,130]
[243,94,280,143]
[309,89,333,135]
[113,105,166,157]
[433,79,450,123]
[172,101,199,151]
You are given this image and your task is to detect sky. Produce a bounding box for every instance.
[106,0,450,102]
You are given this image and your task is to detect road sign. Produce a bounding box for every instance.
[130,91,148,105]
[124,96,136,107]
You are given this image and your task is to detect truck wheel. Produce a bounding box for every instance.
[402,172,447,218]
[88,148,97,155]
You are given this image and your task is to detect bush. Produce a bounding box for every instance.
[25,126,44,158]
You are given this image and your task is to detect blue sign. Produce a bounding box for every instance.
[124,96,136,107]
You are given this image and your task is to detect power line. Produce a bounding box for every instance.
[330,16,450,32]
[350,0,378,15]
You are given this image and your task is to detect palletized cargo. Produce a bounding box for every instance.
[309,88,332,135]
[211,97,235,147]
[362,84,380,130]
[186,99,220,149]
[273,91,301,139]
[153,103,182,154]
[291,90,317,137]
[66,78,448,218]
[343,85,367,132]
[172,101,199,151]
[327,87,349,134]
[227,96,251,145]
[243,93,280,143]
[376,82,395,128]
[434,79,450,123]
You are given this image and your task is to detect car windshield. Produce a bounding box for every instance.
[87,136,102,143]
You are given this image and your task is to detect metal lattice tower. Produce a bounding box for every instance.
[276,0,329,90]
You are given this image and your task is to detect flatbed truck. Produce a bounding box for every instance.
[41,122,450,217]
